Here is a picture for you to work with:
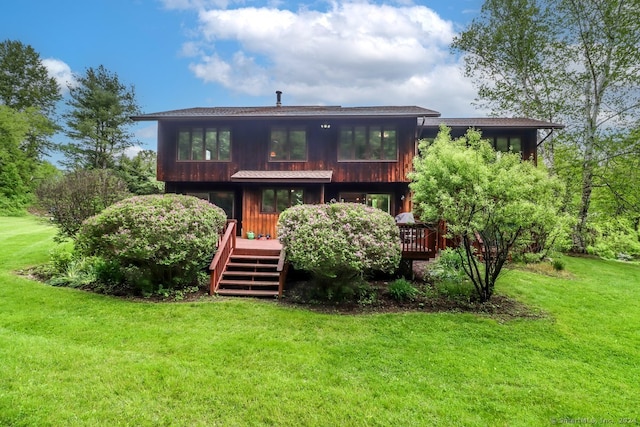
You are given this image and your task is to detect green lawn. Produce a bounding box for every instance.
[1,216,638,426]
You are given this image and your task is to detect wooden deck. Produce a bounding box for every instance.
[235,237,283,251]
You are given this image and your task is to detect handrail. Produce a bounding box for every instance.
[209,219,237,294]
[397,222,439,257]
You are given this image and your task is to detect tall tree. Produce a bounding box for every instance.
[409,127,564,302]
[62,65,140,169]
[452,0,640,252]
[0,39,61,159]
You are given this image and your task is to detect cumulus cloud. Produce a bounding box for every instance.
[167,1,481,116]
[41,58,77,94]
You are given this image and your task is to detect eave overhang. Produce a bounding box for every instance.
[230,170,333,183]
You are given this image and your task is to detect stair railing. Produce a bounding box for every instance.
[276,248,288,298]
[209,220,237,294]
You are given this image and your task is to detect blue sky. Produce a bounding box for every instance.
[2,0,484,155]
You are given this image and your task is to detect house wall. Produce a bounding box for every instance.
[157,117,417,184]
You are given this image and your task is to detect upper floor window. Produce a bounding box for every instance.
[178,127,231,161]
[269,127,307,161]
[261,188,304,213]
[493,136,521,154]
[339,125,397,161]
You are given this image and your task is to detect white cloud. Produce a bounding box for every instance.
[174,1,481,116]
[135,124,158,140]
[41,58,77,94]
[124,145,144,158]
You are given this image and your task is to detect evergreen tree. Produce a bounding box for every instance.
[62,65,140,169]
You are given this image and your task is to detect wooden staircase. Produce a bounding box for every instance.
[216,248,283,297]
[209,220,287,298]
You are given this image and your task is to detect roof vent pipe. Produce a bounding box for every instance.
[276,90,282,107]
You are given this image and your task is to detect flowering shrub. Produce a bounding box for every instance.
[76,194,226,292]
[277,203,401,297]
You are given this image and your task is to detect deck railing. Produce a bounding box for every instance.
[209,219,237,294]
[397,222,439,260]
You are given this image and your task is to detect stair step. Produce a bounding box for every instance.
[223,271,280,278]
[230,255,279,261]
[216,289,279,297]
[219,279,279,287]
[226,262,278,269]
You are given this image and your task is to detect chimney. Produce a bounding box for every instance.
[276,90,282,107]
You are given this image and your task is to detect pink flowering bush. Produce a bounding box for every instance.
[277,203,401,299]
[76,194,226,293]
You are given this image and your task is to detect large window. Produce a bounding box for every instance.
[178,127,231,161]
[339,125,397,161]
[339,192,391,214]
[262,188,304,213]
[269,127,307,161]
[493,136,521,154]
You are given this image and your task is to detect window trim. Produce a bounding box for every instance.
[338,125,398,162]
[268,126,308,162]
[177,127,231,162]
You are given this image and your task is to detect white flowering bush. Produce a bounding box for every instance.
[278,203,401,298]
[76,194,226,292]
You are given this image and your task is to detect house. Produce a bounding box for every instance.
[132,91,562,296]
[132,91,562,240]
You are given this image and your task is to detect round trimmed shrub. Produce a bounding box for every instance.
[76,194,226,292]
[277,203,401,296]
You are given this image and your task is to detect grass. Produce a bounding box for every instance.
[1,216,639,426]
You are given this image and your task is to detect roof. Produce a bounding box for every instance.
[230,170,333,183]
[418,117,564,129]
[132,105,441,121]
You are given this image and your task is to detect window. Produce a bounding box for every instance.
[339,125,397,161]
[210,191,235,218]
[269,127,307,161]
[339,192,391,214]
[493,136,521,154]
[262,189,304,213]
[185,191,235,218]
[178,127,231,161]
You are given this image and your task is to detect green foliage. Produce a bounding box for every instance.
[0,40,60,159]
[551,257,565,271]
[410,127,564,301]
[47,257,99,288]
[585,217,640,260]
[388,278,420,302]
[62,65,140,169]
[278,203,401,299]
[36,169,131,239]
[115,150,164,195]
[49,241,75,273]
[76,194,226,293]
[452,0,640,252]
[0,106,53,214]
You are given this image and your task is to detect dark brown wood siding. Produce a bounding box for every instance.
[157,117,417,183]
